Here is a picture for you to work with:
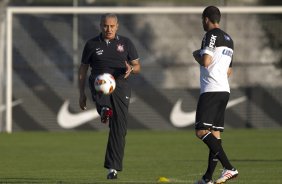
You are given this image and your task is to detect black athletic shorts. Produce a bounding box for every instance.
[195,92,230,132]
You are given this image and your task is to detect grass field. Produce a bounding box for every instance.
[0,129,282,184]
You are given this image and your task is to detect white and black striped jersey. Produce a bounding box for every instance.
[200,28,234,94]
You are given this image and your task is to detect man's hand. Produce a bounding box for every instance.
[79,93,87,110]
[193,49,212,67]
[193,49,201,62]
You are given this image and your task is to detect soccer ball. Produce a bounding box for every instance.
[94,73,116,95]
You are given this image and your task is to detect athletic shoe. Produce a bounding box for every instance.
[107,171,117,179]
[215,169,238,184]
[100,107,113,124]
[195,178,214,184]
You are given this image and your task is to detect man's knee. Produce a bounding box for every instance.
[211,130,221,139]
[195,129,210,139]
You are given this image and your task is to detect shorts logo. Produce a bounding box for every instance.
[116,44,124,52]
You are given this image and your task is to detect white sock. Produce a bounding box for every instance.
[109,169,117,174]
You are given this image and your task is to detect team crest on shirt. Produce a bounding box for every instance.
[224,35,231,41]
[116,44,124,52]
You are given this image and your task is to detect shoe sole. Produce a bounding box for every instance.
[216,174,238,184]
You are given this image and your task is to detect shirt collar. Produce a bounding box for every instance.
[99,33,119,42]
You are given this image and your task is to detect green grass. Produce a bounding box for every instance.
[0,129,282,183]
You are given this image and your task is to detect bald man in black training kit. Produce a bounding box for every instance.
[78,13,141,179]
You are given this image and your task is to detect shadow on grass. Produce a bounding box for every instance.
[0,177,63,184]
[231,159,282,162]
[178,159,282,163]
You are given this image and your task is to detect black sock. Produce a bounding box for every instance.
[203,139,221,181]
[202,132,233,170]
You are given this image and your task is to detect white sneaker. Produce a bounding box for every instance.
[195,178,214,184]
[215,169,238,183]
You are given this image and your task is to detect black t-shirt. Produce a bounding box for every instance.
[81,34,139,79]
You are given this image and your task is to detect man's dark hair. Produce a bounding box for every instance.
[202,6,221,24]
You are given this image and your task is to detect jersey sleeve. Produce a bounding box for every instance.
[81,41,94,65]
[201,30,218,57]
[126,38,139,62]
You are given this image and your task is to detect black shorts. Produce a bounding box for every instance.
[195,92,230,132]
